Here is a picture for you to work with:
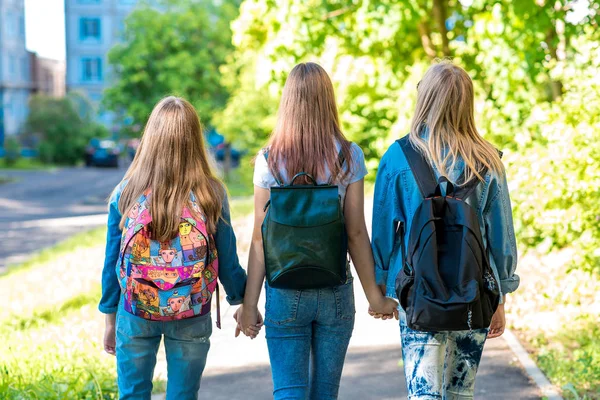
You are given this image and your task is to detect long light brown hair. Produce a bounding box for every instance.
[117,96,224,240]
[409,60,503,183]
[268,62,353,184]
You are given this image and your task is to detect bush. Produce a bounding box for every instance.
[3,137,21,167]
[25,95,107,166]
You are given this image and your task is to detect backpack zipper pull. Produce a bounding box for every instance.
[467,304,473,335]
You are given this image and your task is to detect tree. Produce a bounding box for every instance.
[218,0,600,273]
[25,94,106,165]
[103,0,241,131]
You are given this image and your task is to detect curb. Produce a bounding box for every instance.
[503,329,563,400]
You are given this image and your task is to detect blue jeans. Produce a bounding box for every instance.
[116,304,212,400]
[264,281,355,400]
[399,312,488,400]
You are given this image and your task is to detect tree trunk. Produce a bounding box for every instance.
[418,22,437,60]
[433,0,451,57]
[545,24,565,100]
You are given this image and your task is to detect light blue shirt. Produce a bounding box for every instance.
[253,142,368,205]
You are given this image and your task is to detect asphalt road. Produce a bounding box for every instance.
[0,167,125,270]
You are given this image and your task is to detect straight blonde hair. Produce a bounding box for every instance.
[409,60,503,183]
[117,96,224,241]
[268,62,353,184]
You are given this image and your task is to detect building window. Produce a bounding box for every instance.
[81,57,103,82]
[6,13,17,37]
[79,17,102,41]
[19,15,25,38]
[21,57,29,81]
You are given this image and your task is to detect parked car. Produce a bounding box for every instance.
[85,139,120,168]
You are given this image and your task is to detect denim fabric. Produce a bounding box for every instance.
[371,139,519,303]
[116,303,212,400]
[400,312,488,400]
[99,182,247,314]
[264,281,356,400]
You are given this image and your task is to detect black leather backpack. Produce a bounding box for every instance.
[395,136,500,331]
[261,151,348,289]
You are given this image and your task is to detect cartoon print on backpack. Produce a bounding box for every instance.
[118,191,218,321]
[179,220,207,262]
[158,286,194,319]
[131,231,151,264]
[135,283,159,315]
[147,268,180,288]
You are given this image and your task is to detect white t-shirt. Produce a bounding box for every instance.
[253,142,368,205]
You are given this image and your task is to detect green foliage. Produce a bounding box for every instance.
[532,314,600,399]
[221,0,600,273]
[104,0,241,132]
[508,34,600,273]
[25,95,107,165]
[3,137,21,166]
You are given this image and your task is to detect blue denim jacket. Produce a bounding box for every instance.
[371,140,519,303]
[98,184,247,314]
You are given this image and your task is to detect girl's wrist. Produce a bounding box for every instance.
[366,288,385,304]
[105,313,116,325]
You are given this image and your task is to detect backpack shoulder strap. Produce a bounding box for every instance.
[263,149,283,186]
[328,149,346,185]
[396,136,437,198]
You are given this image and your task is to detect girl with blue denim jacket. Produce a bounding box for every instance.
[372,61,519,399]
[99,97,248,400]
[236,62,398,399]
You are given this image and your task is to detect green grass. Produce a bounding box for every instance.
[1,227,107,277]
[0,301,119,400]
[1,287,102,334]
[230,196,254,220]
[0,158,55,170]
[529,314,600,399]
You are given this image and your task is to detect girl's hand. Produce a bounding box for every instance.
[488,304,506,338]
[235,305,264,339]
[104,313,117,356]
[368,296,399,320]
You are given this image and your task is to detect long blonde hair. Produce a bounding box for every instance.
[117,96,224,240]
[268,62,353,184]
[409,60,503,183]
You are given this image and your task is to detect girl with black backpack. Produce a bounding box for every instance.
[371,61,519,398]
[235,62,398,399]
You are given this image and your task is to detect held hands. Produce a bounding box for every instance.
[103,313,116,356]
[368,296,399,320]
[368,285,399,320]
[233,304,264,339]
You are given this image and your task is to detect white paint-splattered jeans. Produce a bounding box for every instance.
[400,312,488,400]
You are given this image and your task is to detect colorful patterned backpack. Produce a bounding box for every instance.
[117,190,220,326]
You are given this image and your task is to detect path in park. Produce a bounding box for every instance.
[0,167,546,398]
[0,167,125,270]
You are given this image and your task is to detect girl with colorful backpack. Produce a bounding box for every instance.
[99,96,252,400]
[371,61,519,399]
[236,62,398,399]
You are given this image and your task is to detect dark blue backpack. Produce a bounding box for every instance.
[396,136,500,331]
